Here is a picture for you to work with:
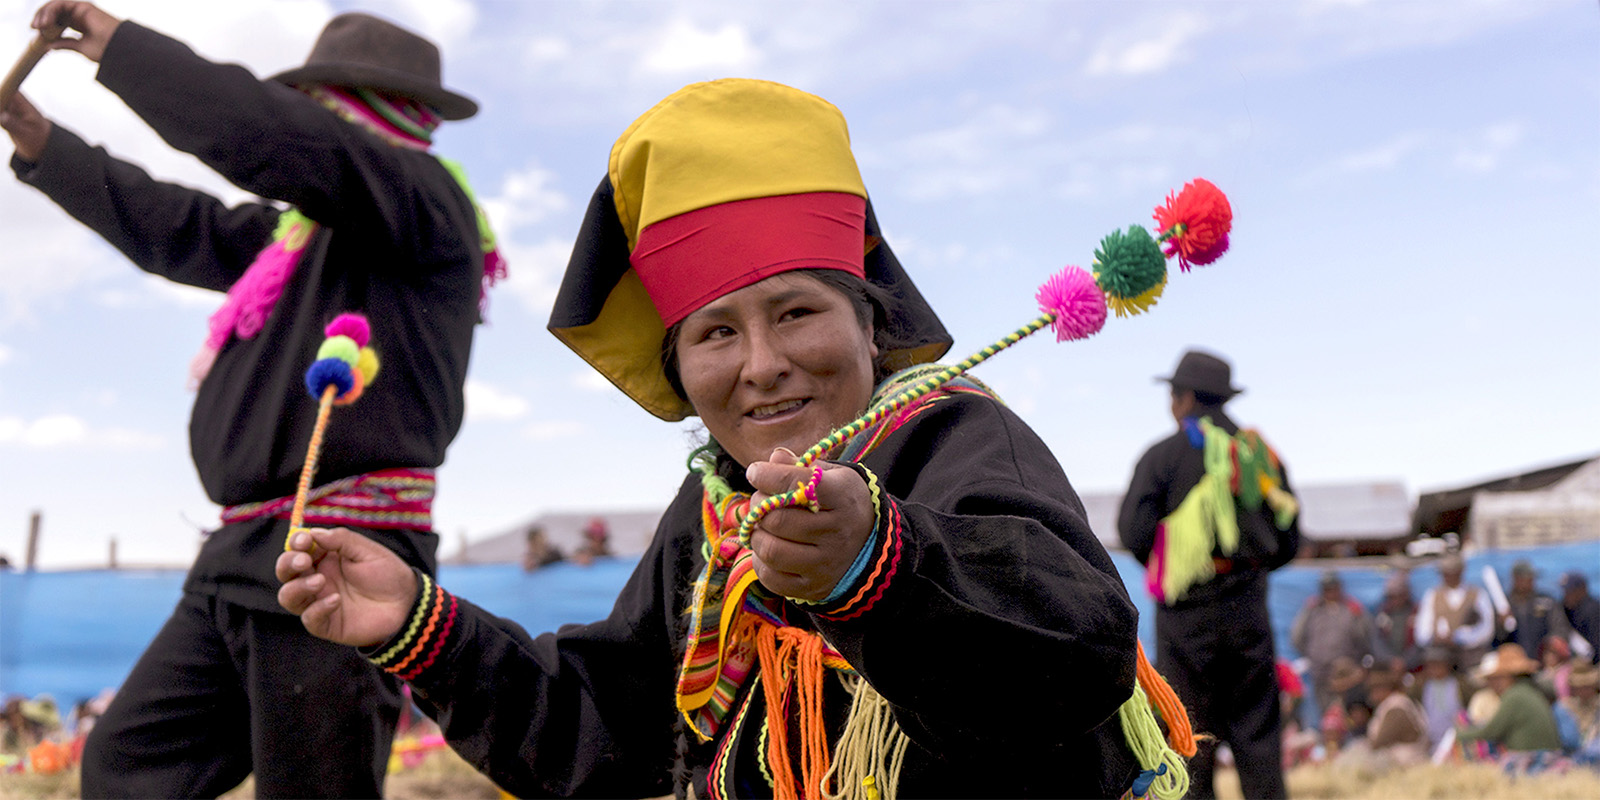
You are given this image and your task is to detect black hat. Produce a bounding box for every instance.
[1157,349,1242,399]
[270,13,478,120]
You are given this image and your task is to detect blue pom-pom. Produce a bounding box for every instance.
[305,358,355,399]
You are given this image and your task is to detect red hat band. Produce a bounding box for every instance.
[629,192,867,327]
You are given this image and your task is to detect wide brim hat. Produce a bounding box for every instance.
[1478,643,1540,679]
[269,12,478,120]
[1156,349,1242,398]
[548,79,951,421]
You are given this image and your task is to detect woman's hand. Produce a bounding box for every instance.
[32,1,121,63]
[746,449,876,601]
[0,92,50,162]
[276,528,418,649]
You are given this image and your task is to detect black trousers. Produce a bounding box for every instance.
[1156,576,1287,800]
[81,592,403,799]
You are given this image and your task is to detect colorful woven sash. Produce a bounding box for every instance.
[220,467,435,531]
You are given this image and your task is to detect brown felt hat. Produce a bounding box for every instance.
[270,12,478,120]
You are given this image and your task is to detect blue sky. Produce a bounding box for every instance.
[1,0,1595,569]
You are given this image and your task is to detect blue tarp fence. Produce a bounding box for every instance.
[3,542,1597,708]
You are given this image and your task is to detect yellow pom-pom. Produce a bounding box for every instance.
[1101,273,1167,318]
[317,335,360,367]
[357,347,381,384]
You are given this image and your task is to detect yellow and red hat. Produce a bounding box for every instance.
[549,79,950,420]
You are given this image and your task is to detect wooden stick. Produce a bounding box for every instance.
[0,24,64,110]
[286,383,338,549]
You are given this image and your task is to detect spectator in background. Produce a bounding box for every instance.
[1457,643,1562,754]
[1412,644,1470,748]
[1562,572,1600,664]
[521,525,563,572]
[1371,569,1418,672]
[1342,668,1429,770]
[571,517,612,566]
[1292,569,1375,716]
[1319,656,1368,755]
[1540,636,1575,700]
[1498,560,1572,658]
[1415,553,1495,671]
[1560,662,1599,763]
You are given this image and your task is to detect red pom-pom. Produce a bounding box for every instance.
[1153,178,1232,271]
[324,313,371,348]
[1035,266,1107,342]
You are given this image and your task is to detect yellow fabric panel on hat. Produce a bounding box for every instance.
[608,78,867,249]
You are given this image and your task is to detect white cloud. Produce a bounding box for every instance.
[571,370,616,393]
[464,379,529,422]
[1453,122,1523,173]
[0,343,10,365]
[0,414,162,449]
[639,19,759,74]
[498,236,577,317]
[1085,13,1207,76]
[523,419,585,441]
[481,165,569,232]
[1334,132,1429,173]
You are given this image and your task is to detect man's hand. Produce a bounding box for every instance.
[0,92,50,161]
[33,1,121,63]
[745,449,876,601]
[276,528,418,649]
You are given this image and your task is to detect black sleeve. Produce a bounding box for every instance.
[811,395,1139,759]
[12,123,276,292]
[1117,442,1171,565]
[92,21,467,264]
[380,480,703,798]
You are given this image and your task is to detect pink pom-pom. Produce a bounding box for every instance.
[1036,266,1108,342]
[324,313,371,347]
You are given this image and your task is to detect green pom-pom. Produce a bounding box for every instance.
[317,335,360,367]
[1092,226,1168,300]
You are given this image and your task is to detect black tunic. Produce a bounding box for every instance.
[10,21,482,607]
[396,390,1143,798]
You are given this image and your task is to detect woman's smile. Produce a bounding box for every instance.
[676,272,877,467]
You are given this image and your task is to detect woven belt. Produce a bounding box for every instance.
[221,468,435,531]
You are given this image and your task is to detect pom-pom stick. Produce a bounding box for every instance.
[284,314,378,550]
[0,23,63,111]
[286,382,338,545]
[736,266,1104,545]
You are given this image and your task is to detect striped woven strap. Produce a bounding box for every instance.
[221,468,436,531]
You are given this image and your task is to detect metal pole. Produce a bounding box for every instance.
[25,510,40,571]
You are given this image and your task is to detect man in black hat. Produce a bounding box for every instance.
[1119,348,1301,799]
[1562,572,1600,664]
[1,2,496,796]
[1496,559,1571,658]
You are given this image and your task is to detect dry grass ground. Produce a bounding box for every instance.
[0,745,502,800]
[6,753,1600,799]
